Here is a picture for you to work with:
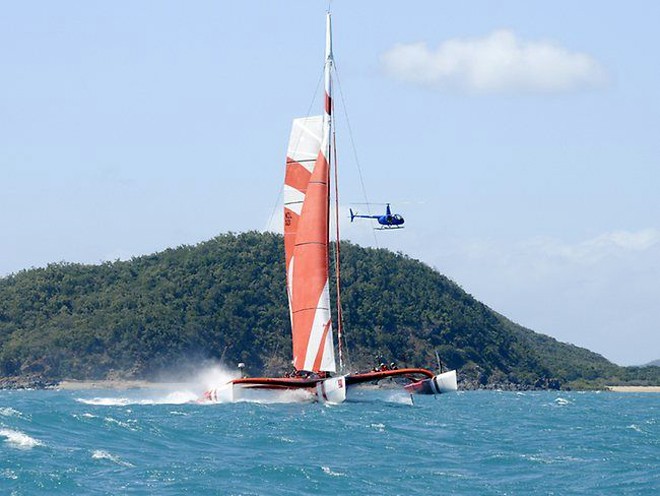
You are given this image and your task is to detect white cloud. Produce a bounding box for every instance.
[589,229,660,252]
[521,228,660,267]
[428,228,660,365]
[381,30,607,93]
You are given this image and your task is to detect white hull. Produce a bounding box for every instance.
[202,371,457,404]
[203,383,315,404]
[434,370,458,393]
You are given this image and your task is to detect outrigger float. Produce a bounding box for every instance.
[203,12,457,404]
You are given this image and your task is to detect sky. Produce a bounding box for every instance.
[1,1,658,365]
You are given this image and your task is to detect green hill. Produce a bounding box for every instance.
[0,232,657,388]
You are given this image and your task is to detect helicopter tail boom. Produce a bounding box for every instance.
[350,212,379,221]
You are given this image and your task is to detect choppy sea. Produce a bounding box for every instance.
[1,382,658,495]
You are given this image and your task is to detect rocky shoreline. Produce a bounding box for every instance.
[0,375,59,390]
[0,375,188,391]
[458,377,562,391]
[1,374,561,391]
[3,375,657,392]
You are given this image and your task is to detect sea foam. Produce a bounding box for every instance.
[0,428,44,450]
[0,406,23,418]
[91,449,134,467]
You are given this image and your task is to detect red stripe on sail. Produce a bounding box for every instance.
[291,150,331,371]
[312,320,332,371]
[285,159,312,192]
[284,159,312,280]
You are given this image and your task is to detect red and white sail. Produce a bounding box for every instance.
[284,13,336,373]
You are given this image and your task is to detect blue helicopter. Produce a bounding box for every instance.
[349,203,405,230]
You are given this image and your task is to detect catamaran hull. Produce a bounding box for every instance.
[403,370,458,395]
[203,382,316,404]
[201,369,457,404]
[316,375,347,404]
[206,376,348,405]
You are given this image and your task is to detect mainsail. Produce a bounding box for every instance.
[284,14,336,373]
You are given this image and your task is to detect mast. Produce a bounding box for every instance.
[324,12,333,127]
[326,11,347,373]
[325,12,345,373]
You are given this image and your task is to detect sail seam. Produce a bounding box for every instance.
[292,307,331,313]
[294,241,325,247]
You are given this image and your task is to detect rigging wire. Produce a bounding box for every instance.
[332,120,347,374]
[265,185,283,233]
[326,43,348,373]
[332,60,379,248]
[265,68,325,233]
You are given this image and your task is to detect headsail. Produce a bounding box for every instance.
[284,13,336,373]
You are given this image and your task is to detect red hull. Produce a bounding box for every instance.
[217,368,435,391]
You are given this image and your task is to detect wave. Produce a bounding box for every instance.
[0,407,24,418]
[0,428,44,450]
[91,449,134,467]
[321,466,345,477]
[103,416,138,431]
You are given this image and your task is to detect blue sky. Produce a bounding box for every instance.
[2,1,658,365]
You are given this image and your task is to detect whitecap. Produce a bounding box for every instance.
[0,407,23,418]
[1,468,18,480]
[91,449,134,467]
[627,424,644,433]
[554,397,572,406]
[385,392,414,405]
[0,428,44,450]
[103,417,138,430]
[72,412,98,420]
[321,466,345,477]
[78,397,133,406]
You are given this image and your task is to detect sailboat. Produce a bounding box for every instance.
[203,12,457,404]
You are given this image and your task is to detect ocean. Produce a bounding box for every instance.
[1,385,658,495]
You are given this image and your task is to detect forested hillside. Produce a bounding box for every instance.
[1,232,657,388]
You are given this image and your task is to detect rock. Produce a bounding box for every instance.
[0,375,58,390]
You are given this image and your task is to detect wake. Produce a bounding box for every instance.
[77,391,199,406]
[75,365,237,406]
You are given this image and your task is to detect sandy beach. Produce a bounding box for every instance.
[607,386,660,393]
